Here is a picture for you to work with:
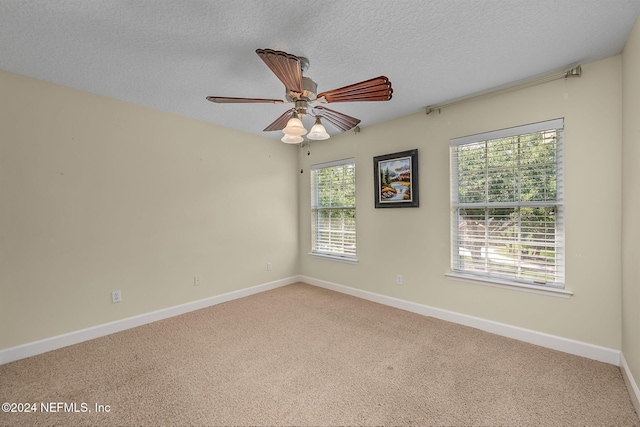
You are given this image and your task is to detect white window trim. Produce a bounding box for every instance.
[445,272,573,298]
[450,118,565,147]
[450,118,565,289]
[308,252,359,264]
[310,158,355,171]
[311,158,357,261]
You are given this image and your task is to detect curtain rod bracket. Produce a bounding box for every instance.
[564,65,582,79]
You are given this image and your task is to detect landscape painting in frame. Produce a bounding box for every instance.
[373,149,419,208]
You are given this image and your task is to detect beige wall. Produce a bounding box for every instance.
[623,16,640,386]
[0,70,299,349]
[0,39,634,361]
[299,56,623,349]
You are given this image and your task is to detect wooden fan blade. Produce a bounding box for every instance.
[313,106,361,132]
[256,48,303,93]
[316,76,393,103]
[263,109,294,132]
[206,96,284,104]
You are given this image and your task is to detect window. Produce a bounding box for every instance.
[450,119,564,288]
[311,158,356,260]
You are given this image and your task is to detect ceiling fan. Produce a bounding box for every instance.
[206,48,393,143]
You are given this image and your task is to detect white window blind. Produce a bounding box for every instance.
[311,158,356,259]
[450,119,564,288]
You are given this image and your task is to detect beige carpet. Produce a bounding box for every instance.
[0,282,637,426]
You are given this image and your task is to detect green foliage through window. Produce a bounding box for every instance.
[451,122,564,287]
[311,160,356,258]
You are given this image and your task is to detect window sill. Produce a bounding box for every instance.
[445,272,573,298]
[309,252,359,264]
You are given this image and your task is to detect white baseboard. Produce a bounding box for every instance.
[0,276,298,365]
[301,275,621,366]
[621,352,640,414]
[0,273,629,372]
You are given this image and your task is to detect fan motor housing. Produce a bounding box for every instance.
[286,76,317,102]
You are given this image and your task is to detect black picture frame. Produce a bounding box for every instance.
[373,149,419,208]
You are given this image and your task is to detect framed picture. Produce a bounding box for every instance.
[373,149,419,208]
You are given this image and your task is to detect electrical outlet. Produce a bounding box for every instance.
[396,274,403,285]
[194,275,202,286]
[267,262,272,271]
[111,290,122,303]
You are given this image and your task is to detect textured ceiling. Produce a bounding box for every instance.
[1,0,640,140]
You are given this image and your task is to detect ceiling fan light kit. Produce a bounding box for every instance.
[207,48,392,144]
[281,134,304,144]
[307,117,330,140]
[282,112,307,136]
